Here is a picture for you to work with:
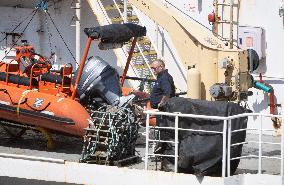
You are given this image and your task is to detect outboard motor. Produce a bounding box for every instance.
[74,56,134,107]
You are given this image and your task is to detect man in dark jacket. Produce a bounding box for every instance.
[133,59,176,108]
[132,59,176,171]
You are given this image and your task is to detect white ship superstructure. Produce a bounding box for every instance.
[0,0,283,185]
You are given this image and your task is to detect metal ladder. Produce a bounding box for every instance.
[213,0,240,48]
[94,0,157,89]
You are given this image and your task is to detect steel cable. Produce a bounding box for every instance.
[45,12,54,61]
[46,11,78,65]
[0,9,37,45]
[1,9,39,61]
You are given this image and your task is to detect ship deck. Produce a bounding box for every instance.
[0,126,281,175]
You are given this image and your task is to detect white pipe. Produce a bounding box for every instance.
[76,0,81,70]
[281,109,284,175]
[222,119,227,177]
[227,119,231,176]
[174,115,179,173]
[258,115,263,174]
[145,113,150,170]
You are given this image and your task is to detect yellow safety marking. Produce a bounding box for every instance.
[133,63,149,69]
[126,37,151,46]
[111,15,138,23]
[37,127,55,150]
[17,89,38,117]
[137,38,151,44]
[104,4,132,11]
[132,50,157,57]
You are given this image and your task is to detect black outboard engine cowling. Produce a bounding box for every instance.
[74,56,134,107]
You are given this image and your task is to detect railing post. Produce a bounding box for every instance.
[145,113,150,170]
[174,115,179,173]
[258,115,263,174]
[227,119,231,176]
[281,113,284,175]
[222,119,227,178]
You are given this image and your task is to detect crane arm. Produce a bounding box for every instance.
[128,0,252,101]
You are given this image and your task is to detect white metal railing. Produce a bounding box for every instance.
[0,153,64,164]
[143,110,284,177]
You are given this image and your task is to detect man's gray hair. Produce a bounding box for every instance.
[152,59,165,67]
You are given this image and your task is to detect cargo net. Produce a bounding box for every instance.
[80,105,139,165]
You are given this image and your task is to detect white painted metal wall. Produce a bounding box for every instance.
[239,0,284,132]
[0,0,119,71]
[0,7,40,53]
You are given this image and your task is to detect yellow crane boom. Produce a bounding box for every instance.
[129,0,252,101]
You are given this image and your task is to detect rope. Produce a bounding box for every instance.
[17,89,38,117]
[36,127,55,149]
[46,11,78,65]
[1,9,39,61]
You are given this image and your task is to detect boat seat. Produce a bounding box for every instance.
[41,73,71,85]
[0,72,38,86]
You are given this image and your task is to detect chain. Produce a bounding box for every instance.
[80,105,138,164]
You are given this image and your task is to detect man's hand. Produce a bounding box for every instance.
[132,90,150,99]
[158,95,170,108]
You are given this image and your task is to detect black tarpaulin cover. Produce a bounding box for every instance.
[84,23,146,43]
[158,97,248,176]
